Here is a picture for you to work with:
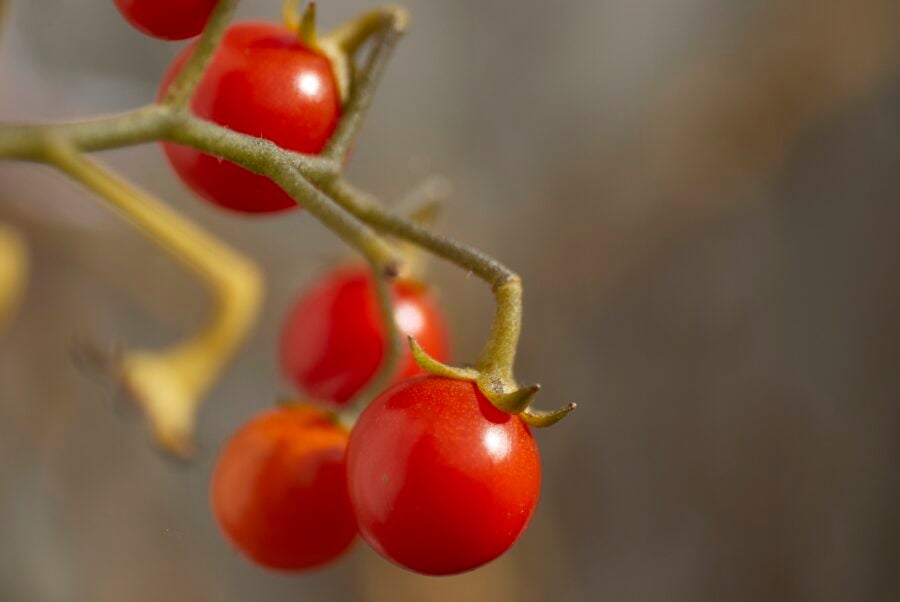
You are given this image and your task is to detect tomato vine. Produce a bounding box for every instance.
[0,0,574,454]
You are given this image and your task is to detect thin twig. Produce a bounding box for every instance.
[162,0,239,109]
[323,7,409,161]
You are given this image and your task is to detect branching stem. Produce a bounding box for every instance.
[0,1,573,446]
[44,140,262,455]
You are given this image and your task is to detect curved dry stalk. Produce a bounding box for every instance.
[46,143,262,457]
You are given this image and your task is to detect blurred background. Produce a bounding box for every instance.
[1,0,899,600]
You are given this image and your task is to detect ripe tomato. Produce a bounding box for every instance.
[159,22,341,213]
[346,376,541,575]
[211,405,356,570]
[113,0,217,41]
[279,265,450,407]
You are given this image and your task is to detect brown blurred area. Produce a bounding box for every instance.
[2,0,899,600]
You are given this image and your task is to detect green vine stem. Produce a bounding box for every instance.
[320,5,409,160]
[323,180,575,427]
[161,0,239,109]
[392,176,450,280]
[341,266,402,423]
[339,178,448,420]
[0,1,574,437]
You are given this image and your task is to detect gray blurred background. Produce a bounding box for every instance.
[1,0,899,600]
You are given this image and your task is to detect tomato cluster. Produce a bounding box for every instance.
[116,3,545,577]
[214,265,538,575]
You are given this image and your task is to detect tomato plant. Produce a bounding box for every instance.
[159,22,341,213]
[210,405,357,570]
[279,265,450,406]
[345,376,542,575]
[1,2,575,579]
[113,0,218,41]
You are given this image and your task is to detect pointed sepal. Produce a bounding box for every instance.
[520,402,577,428]
[408,336,478,381]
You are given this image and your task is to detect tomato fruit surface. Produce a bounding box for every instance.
[211,405,356,570]
[346,376,541,575]
[114,0,217,41]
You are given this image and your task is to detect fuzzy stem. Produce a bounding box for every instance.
[325,179,516,286]
[162,0,239,109]
[0,3,572,426]
[393,176,450,280]
[322,6,409,161]
[0,106,169,161]
[326,5,408,53]
[169,114,399,276]
[324,179,522,382]
[0,111,398,276]
[342,265,401,422]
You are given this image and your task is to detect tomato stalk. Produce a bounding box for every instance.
[160,0,238,109]
[336,180,449,420]
[41,140,262,456]
[391,176,450,281]
[0,1,573,454]
[324,181,575,426]
[339,266,402,423]
[320,5,409,159]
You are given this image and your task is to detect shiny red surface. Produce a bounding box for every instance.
[210,405,357,570]
[114,0,216,41]
[159,22,341,213]
[279,265,450,406]
[346,376,541,575]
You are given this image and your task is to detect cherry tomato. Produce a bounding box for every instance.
[346,376,541,575]
[279,265,450,407]
[211,405,356,570]
[159,22,341,213]
[113,0,217,41]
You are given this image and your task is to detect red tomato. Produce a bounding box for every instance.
[113,0,217,41]
[279,265,450,407]
[346,376,541,575]
[211,405,357,570]
[159,22,341,213]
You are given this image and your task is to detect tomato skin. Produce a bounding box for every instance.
[114,0,217,41]
[346,376,541,575]
[279,265,450,407]
[159,22,341,213]
[211,405,357,570]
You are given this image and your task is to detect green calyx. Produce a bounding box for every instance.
[407,277,575,427]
